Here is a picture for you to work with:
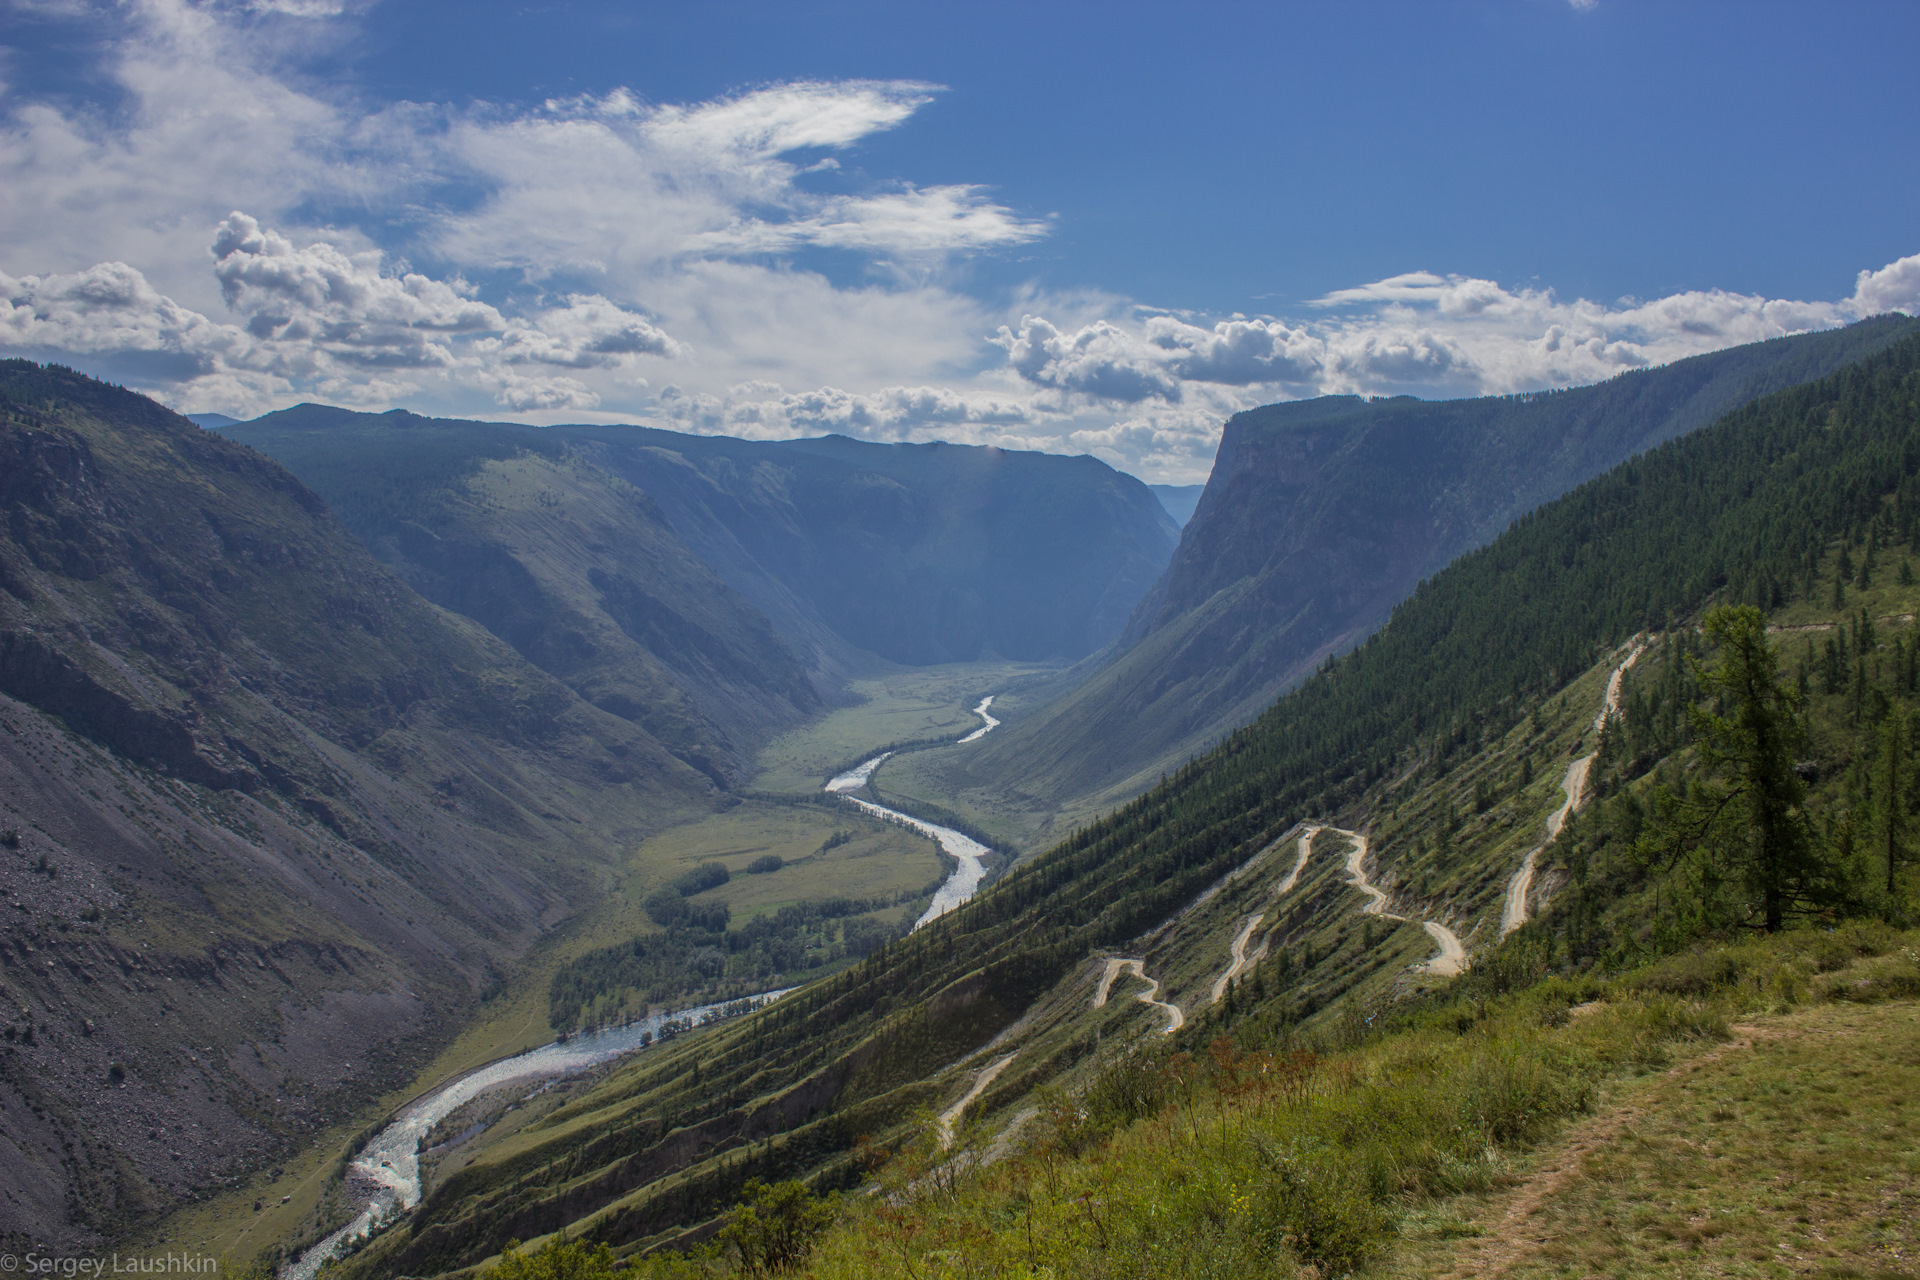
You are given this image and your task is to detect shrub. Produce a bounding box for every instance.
[746,854,784,875]
[716,1179,836,1276]
[491,1235,616,1280]
[643,888,689,927]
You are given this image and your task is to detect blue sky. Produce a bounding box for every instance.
[3,0,1917,481]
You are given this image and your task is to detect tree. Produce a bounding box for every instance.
[1637,605,1833,931]
[1875,712,1917,900]
[715,1179,837,1276]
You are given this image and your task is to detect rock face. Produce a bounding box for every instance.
[0,363,714,1251]
[940,314,1920,821]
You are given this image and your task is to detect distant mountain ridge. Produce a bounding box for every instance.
[1149,483,1204,526]
[225,410,820,785]
[229,410,1181,687]
[921,314,1920,830]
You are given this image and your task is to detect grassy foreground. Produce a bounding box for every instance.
[571,924,1920,1280]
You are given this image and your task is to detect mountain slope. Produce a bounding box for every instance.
[231,411,1180,698]
[550,427,1179,674]
[0,363,715,1252]
[1148,483,1204,526]
[929,313,1920,828]
[320,326,1920,1278]
[226,410,819,785]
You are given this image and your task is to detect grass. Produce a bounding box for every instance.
[754,927,1920,1280]
[751,660,1053,798]
[625,802,944,929]
[1397,996,1920,1279]
[1525,1001,1919,1279]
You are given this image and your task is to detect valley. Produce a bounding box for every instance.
[146,658,1034,1267]
[12,320,1920,1280]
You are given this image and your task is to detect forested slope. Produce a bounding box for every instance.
[930,314,1920,830]
[326,329,1920,1276]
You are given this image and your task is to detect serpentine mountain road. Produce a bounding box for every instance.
[1093,957,1185,1033]
[1502,642,1646,937]
[1330,828,1467,977]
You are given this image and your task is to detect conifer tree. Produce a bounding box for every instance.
[1639,606,1833,932]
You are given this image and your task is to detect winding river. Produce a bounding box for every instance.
[824,694,1000,928]
[284,990,788,1280]
[284,695,1003,1277]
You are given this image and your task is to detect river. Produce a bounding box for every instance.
[284,695,1003,1277]
[284,990,789,1280]
[824,693,1000,928]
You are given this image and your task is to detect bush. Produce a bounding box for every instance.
[643,888,689,927]
[716,1179,836,1276]
[746,854,784,875]
[491,1235,616,1280]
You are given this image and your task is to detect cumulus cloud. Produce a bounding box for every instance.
[656,381,1037,441]
[1,0,1916,483]
[476,296,684,369]
[1853,254,1920,317]
[3,213,685,415]
[993,253,1920,420]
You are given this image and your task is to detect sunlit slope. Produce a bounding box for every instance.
[0,363,716,1253]
[327,331,1920,1274]
[939,314,1920,827]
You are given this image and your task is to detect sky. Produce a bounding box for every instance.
[2,1,1917,483]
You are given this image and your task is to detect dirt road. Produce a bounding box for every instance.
[1092,957,1184,1032]
[1502,642,1644,936]
[936,1052,1017,1148]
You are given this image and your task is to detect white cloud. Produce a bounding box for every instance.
[994,256,1920,423]
[656,381,1037,441]
[2,214,686,415]
[1853,253,1920,317]
[0,0,1915,483]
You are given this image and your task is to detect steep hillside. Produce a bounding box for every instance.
[554,427,1178,674]
[919,314,1920,833]
[226,411,818,785]
[312,328,1920,1277]
[232,411,1180,684]
[0,364,717,1253]
[1148,482,1204,526]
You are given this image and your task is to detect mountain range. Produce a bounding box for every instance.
[305,322,1920,1279]
[888,314,1920,843]
[6,314,1920,1268]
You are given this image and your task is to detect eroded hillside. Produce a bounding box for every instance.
[0,364,719,1251]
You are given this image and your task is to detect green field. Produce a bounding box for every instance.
[621,801,945,928]
[751,659,1056,796]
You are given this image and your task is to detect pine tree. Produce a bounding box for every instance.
[1638,605,1833,932]
[1876,713,1916,900]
